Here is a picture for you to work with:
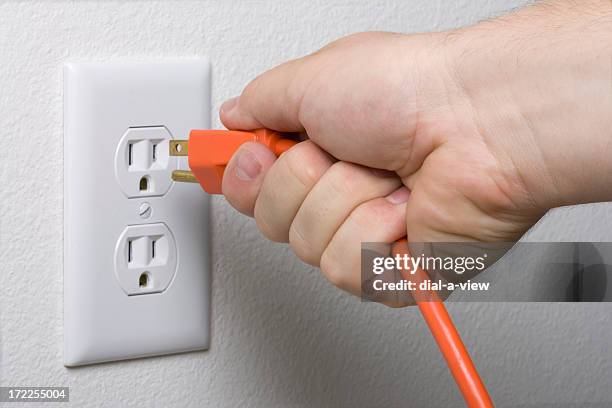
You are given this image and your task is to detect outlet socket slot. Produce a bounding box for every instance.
[139,272,151,288]
[139,176,149,192]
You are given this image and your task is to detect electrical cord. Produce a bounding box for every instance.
[393,240,493,407]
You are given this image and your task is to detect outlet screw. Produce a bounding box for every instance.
[139,202,152,219]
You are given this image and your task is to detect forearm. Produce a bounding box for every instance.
[445,0,612,209]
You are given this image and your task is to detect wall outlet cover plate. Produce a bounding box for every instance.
[64,60,211,366]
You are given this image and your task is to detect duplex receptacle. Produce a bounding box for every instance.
[64,60,211,366]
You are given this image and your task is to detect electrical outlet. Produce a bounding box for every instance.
[115,126,175,198]
[114,223,177,296]
[64,60,211,366]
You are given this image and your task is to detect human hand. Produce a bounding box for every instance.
[219,0,612,300]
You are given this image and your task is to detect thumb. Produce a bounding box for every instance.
[221,141,277,217]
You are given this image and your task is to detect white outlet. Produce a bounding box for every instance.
[115,126,175,198]
[114,223,177,296]
[64,60,211,366]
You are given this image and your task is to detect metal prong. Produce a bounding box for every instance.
[172,170,198,183]
[169,140,188,156]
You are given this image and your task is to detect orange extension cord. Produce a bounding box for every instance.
[418,300,494,407]
[175,129,494,407]
[393,240,494,407]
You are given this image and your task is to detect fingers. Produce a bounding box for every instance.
[288,163,402,266]
[222,142,278,216]
[219,32,430,174]
[220,57,312,132]
[320,187,410,297]
[254,141,334,242]
[223,138,411,306]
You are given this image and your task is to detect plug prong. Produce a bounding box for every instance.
[169,140,188,156]
[172,170,198,183]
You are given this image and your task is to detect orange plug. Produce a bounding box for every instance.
[170,128,297,194]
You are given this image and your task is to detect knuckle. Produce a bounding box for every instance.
[283,141,330,189]
[355,199,399,230]
[254,203,288,243]
[288,224,319,266]
[253,175,290,243]
[326,161,366,196]
[241,75,263,101]
[285,75,307,116]
[320,248,349,289]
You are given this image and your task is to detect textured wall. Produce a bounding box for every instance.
[1,1,611,406]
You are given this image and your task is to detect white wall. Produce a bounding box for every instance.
[1,1,611,406]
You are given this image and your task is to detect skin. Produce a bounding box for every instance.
[219,0,612,301]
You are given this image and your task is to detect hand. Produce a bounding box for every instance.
[219,0,612,300]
